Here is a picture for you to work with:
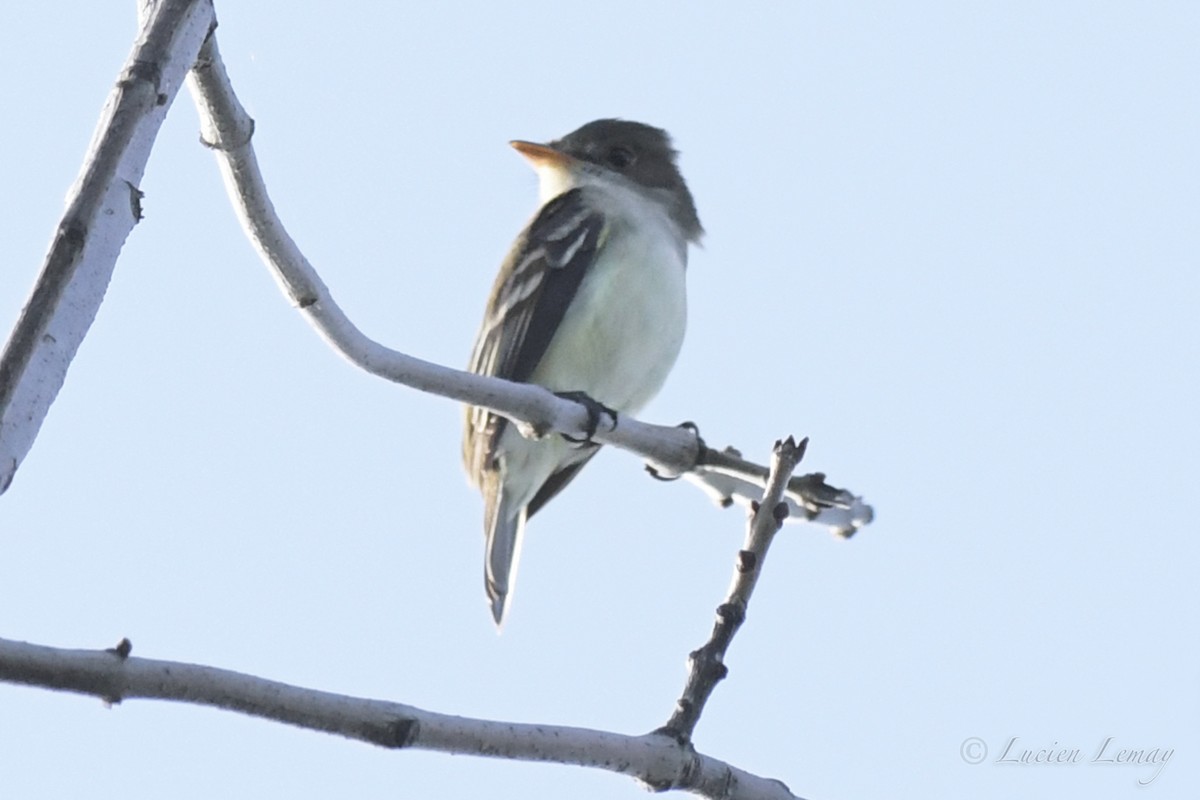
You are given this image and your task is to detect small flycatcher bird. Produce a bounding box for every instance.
[463,119,703,626]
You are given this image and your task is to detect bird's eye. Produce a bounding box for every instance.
[605,145,636,170]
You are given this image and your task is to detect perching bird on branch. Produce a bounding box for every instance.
[464,119,703,626]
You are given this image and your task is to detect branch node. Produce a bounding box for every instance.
[715,601,745,628]
[125,181,145,221]
[649,723,688,747]
[122,59,163,92]
[385,717,419,748]
[106,638,133,660]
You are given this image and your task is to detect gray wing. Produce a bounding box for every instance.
[463,188,607,486]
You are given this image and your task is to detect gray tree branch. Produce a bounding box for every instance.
[0,0,215,494]
[663,437,806,741]
[0,636,806,800]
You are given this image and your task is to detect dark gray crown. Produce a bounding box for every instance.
[551,119,702,241]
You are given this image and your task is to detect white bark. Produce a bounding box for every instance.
[0,636,806,800]
[0,0,215,493]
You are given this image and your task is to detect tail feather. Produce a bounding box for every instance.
[483,482,526,628]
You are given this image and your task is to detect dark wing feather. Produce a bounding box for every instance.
[463,188,606,485]
[525,450,598,518]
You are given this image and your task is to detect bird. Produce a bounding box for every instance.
[463,119,703,626]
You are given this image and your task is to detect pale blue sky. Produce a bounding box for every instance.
[2,3,1197,799]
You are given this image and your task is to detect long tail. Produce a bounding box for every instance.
[483,482,526,628]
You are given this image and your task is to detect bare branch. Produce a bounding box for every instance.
[0,6,872,531]
[663,437,805,742]
[182,33,873,532]
[685,443,873,534]
[0,0,214,495]
[0,636,807,800]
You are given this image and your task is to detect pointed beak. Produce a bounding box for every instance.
[510,140,574,169]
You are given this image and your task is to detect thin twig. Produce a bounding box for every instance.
[662,437,806,743]
[694,444,871,534]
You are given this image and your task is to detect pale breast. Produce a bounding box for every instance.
[528,197,688,415]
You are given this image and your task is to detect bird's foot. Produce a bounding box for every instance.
[555,391,617,446]
[646,421,706,481]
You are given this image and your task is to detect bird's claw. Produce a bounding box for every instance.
[555,391,617,446]
[646,421,706,481]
